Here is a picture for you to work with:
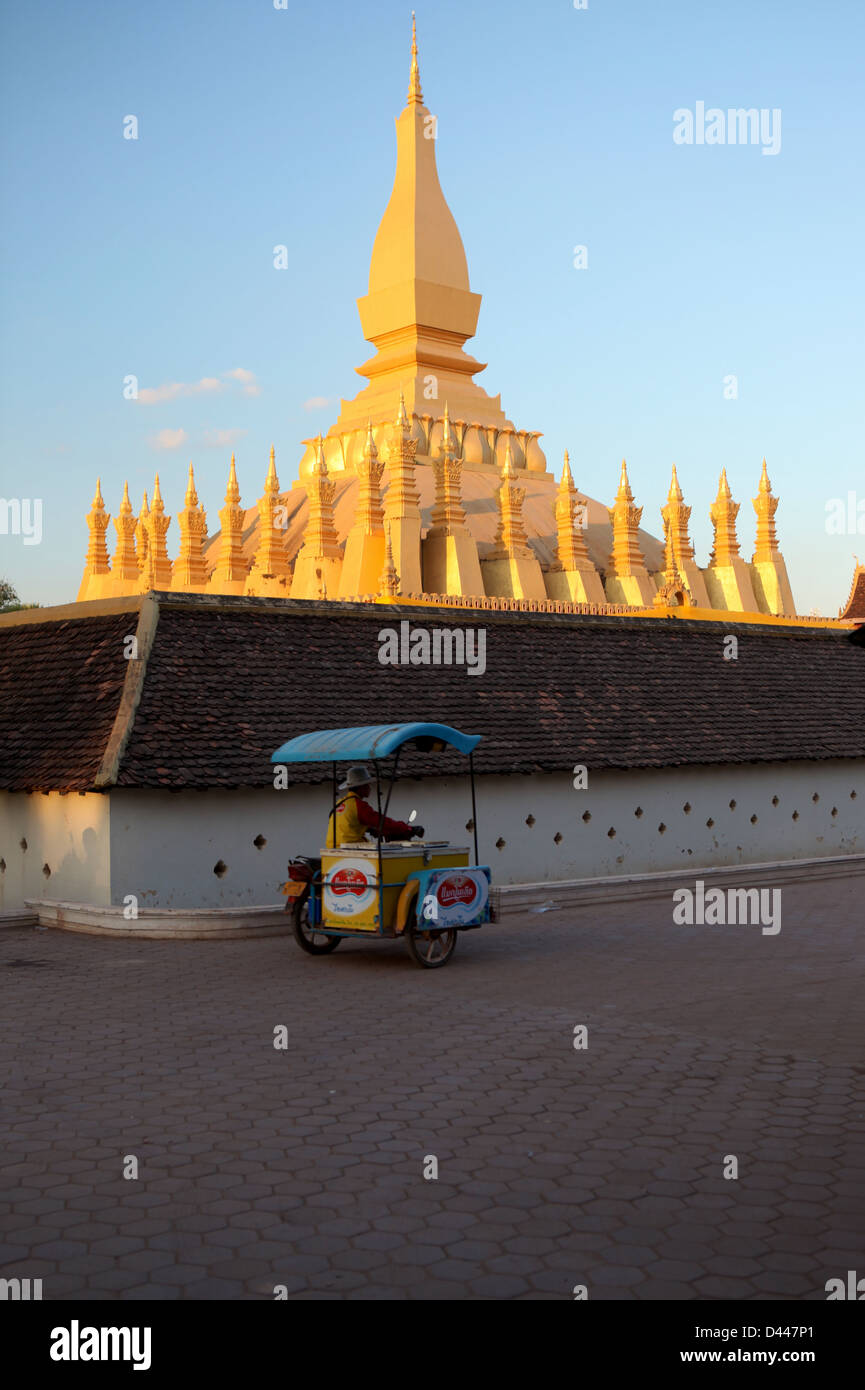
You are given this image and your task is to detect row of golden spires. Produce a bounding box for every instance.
[78,391,795,616]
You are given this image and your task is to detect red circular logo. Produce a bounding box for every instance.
[437,874,477,907]
[331,868,369,897]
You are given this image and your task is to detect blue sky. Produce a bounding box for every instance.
[1,0,862,613]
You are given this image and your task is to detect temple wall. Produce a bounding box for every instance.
[5,761,860,914]
[0,791,110,910]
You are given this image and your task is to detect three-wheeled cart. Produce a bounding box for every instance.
[271,723,494,968]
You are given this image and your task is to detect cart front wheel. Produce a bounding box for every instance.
[292,895,341,955]
[406,924,457,969]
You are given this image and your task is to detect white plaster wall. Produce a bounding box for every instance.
[4,764,860,912]
[100,759,864,909]
[464,761,864,884]
[0,791,111,910]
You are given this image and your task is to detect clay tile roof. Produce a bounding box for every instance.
[1,593,864,793]
[0,612,132,792]
[839,563,865,621]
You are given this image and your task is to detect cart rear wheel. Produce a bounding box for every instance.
[292,894,341,955]
[405,924,457,969]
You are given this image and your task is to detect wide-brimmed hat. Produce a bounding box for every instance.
[339,764,373,791]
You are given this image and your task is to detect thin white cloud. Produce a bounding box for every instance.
[223,367,261,397]
[203,428,249,449]
[149,427,189,451]
[303,395,332,411]
[138,377,224,406]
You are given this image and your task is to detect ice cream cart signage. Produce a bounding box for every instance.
[324,857,377,917]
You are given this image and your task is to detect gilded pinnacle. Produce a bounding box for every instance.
[312,434,328,476]
[717,467,732,499]
[265,445,279,492]
[185,463,198,507]
[668,464,683,501]
[119,481,133,514]
[407,11,423,105]
[616,460,633,501]
[225,454,240,505]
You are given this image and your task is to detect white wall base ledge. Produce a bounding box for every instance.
[0,910,40,930]
[23,852,865,938]
[24,900,290,940]
[496,851,865,915]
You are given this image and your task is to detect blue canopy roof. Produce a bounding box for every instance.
[271,722,482,765]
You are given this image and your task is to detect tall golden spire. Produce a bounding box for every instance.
[553,451,593,571]
[76,478,113,600]
[752,457,780,561]
[380,389,423,594]
[291,436,343,598]
[84,478,111,577]
[111,480,140,585]
[355,20,484,412]
[607,460,646,576]
[174,463,209,590]
[249,445,290,583]
[210,454,248,592]
[145,473,173,589]
[709,467,741,565]
[660,463,695,579]
[429,403,468,535]
[407,12,423,106]
[489,443,532,558]
[354,421,386,535]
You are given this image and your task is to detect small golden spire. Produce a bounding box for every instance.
[365,419,378,460]
[758,456,771,493]
[152,473,164,508]
[502,441,516,479]
[265,444,279,492]
[140,488,150,517]
[407,11,423,105]
[93,477,105,507]
[380,522,401,597]
[119,480,132,514]
[440,401,456,460]
[561,450,573,485]
[225,453,240,504]
[668,463,683,501]
[397,388,409,430]
[615,459,633,501]
[185,462,198,507]
[710,468,741,565]
[311,434,328,476]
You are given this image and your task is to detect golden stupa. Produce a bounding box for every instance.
[78,17,804,623]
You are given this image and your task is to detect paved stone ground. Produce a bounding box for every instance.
[1,868,864,1301]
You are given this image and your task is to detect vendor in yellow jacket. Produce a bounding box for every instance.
[327,765,424,848]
